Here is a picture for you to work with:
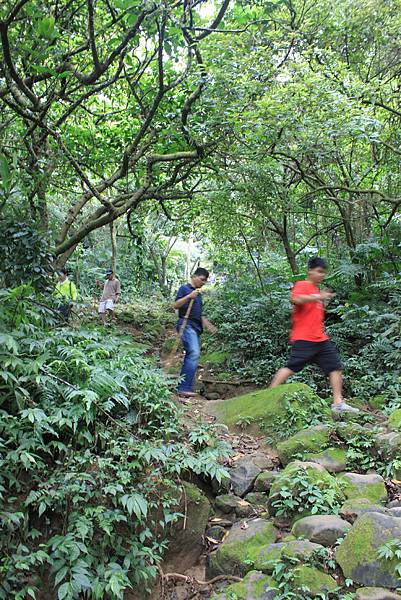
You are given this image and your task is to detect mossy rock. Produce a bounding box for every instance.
[368,395,387,411]
[340,498,389,523]
[163,482,210,572]
[374,432,401,459]
[254,540,324,574]
[305,447,347,473]
[337,472,387,504]
[355,587,401,600]
[211,570,278,600]
[268,461,345,523]
[207,519,279,578]
[210,383,330,442]
[388,409,401,432]
[254,471,279,492]
[336,512,401,587]
[244,492,269,508]
[292,565,337,595]
[276,425,331,466]
[336,421,375,442]
[201,350,229,365]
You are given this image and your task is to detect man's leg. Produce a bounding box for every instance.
[269,367,294,388]
[329,370,343,405]
[177,326,200,394]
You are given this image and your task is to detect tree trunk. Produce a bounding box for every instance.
[110,221,117,272]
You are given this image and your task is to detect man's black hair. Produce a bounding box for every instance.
[308,257,327,270]
[193,267,209,278]
[60,268,68,275]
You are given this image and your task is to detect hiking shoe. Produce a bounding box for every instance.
[331,402,360,413]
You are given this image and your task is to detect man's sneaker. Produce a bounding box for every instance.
[331,402,360,413]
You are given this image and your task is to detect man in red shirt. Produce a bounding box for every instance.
[270,257,359,413]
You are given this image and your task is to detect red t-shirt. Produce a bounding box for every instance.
[290,280,329,342]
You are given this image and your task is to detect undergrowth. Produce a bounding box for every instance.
[0,285,229,599]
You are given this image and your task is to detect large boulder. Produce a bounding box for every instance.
[229,457,262,496]
[338,472,387,504]
[336,512,401,587]
[268,461,345,522]
[208,383,330,442]
[291,514,351,546]
[340,498,389,523]
[374,432,401,459]
[163,482,210,572]
[355,588,401,600]
[254,540,324,573]
[276,425,331,466]
[211,570,278,600]
[215,494,254,517]
[305,447,347,473]
[292,566,337,595]
[207,518,279,578]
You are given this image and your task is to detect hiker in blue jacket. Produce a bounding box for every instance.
[174,267,217,397]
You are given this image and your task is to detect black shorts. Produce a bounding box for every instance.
[286,340,343,376]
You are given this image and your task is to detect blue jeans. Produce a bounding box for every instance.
[177,323,201,392]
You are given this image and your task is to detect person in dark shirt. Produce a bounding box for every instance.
[173,267,217,397]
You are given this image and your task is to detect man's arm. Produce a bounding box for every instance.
[115,280,121,303]
[202,317,218,334]
[292,291,334,305]
[173,288,199,309]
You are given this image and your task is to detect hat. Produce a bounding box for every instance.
[106,268,113,275]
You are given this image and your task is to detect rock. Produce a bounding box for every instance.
[211,474,231,495]
[276,425,331,466]
[338,472,388,504]
[387,500,401,509]
[268,461,345,522]
[336,512,401,587]
[209,383,331,443]
[305,447,347,473]
[369,395,387,411]
[388,508,401,518]
[375,432,401,459]
[254,540,324,573]
[205,525,227,543]
[292,565,337,595]
[291,514,351,546]
[230,457,262,497]
[205,392,222,401]
[388,409,401,432]
[211,570,278,600]
[340,498,389,523]
[245,492,269,508]
[254,471,279,492]
[163,482,210,573]
[207,518,279,578]
[355,588,401,600]
[336,421,373,441]
[215,494,254,517]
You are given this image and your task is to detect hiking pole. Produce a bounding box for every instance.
[169,297,195,358]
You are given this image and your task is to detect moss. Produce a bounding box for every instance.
[211,383,329,441]
[292,566,337,595]
[210,570,277,599]
[337,474,387,504]
[209,522,278,577]
[388,409,401,432]
[254,540,323,574]
[305,447,347,472]
[276,425,331,465]
[336,513,401,587]
[201,350,228,365]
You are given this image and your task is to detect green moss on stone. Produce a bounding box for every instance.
[276,425,331,466]
[368,395,387,411]
[292,566,337,595]
[210,383,329,441]
[337,474,387,504]
[210,571,277,599]
[388,409,401,432]
[209,521,278,577]
[201,350,228,365]
[305,447,347,473]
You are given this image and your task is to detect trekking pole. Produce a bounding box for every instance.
[169,298,195,357]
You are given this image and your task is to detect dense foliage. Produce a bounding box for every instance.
[0,288,229,599]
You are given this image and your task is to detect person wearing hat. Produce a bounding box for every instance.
[98,269,120,324]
